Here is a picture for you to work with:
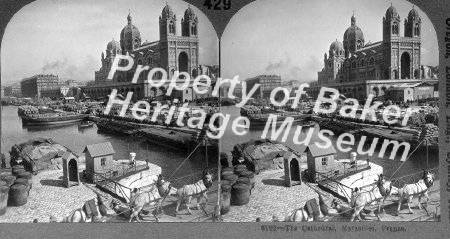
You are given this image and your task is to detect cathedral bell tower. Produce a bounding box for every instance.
[383,4,401,41]
[159,3,177,39]
[404,6,421,38]
[181,5,198,37]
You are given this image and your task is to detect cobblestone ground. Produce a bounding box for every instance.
[0,169,98,223]
[222,169,317,222]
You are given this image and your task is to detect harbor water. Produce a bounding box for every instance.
[1,106,212,179]
[220,106,438,178]
[0,105,439,178]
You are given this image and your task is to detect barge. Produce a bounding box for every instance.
[21,113,88,125]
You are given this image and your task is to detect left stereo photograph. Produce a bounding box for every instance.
[0,0,220,223]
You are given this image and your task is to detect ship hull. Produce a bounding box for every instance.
[22,114,88,125]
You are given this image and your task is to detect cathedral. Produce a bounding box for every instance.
[83,4,214,101]
[308,5,436,101]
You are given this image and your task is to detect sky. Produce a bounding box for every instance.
[221,0,439,82]
[1,0,219,85]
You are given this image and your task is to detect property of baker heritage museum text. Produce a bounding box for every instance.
[0,0,440,223]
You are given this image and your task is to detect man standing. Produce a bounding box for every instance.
[1,153,6,169]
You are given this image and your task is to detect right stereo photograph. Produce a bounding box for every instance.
[219,0,439,222]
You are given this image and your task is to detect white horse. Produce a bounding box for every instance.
[129,175,177,222]
[396,170,435,215]
[274,193,339,222]
[175,171,213,215]
[50,194,115,223]
[350,174,392,221]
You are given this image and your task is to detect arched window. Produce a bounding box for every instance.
[169,21,175,34]
[191,23,197,35]
[414,23,420,36]
[137,59,142,65]
[393,70,399,79]
[392,22,399,35]
[148,57,153,65]
[352,61,356,68]
[414,69,419,79]
[361,59,365,67]
[356,41,362,50]
[369,57,374,65]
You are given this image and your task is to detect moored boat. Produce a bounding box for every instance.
[78,121,95,128]
[21,113,88,125]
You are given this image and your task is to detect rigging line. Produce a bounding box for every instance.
[168,138,205,180]
[388,139,425,181]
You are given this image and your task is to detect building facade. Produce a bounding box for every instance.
[85,4,213,102]
[4,83,22,97]
[244,75,282,99]
[20,74,59,99]
[307,5,436,101]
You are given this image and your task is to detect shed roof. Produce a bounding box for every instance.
[83,142,115,157]
[62,152,75,160]
[306,144,336,157]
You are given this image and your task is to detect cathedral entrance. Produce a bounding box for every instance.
[178,52,189,79]
[401,52,411,79]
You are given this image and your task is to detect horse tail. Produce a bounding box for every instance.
[176,187,184,198]
[318,193,328,216]
[396,187,403,197]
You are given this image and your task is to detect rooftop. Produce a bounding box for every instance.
[83,142,115,157]
[305,144,336,157]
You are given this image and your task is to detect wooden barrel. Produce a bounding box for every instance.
[234,167,247,177]
[12,168,25,176]
[236,177,251,188]
[0,171,12,180]
[220,170,234,180]
[222,174,238,185]
[8,184,28,206]
[234,164,247,171]
[16,171,32,180]
[230,183,250,206]
[220,180,231,187]
[220,184,231,215]
[0,186,9,215]
[239,171,255,188]
[2,175,16,187]
[13,178,30,196]
[221,167,233,173]
[12,165,24,170]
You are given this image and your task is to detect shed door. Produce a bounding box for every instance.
[290,159,300,181]
[68,158,78,182]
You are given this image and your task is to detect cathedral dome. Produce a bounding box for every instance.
[106,39,121,52]
[385,5,399,19]
[120,17,141,41]
[343,25,364,43]
[120,13,141,53]
[407,7,420,21]
[184,6,196,20]
[162,4,175,19]
[329,40,344,55]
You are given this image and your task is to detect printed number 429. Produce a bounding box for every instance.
[204,0,231,10]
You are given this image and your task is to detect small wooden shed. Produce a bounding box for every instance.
[83,142,115,183]
[305,144,336,182]
[283,151,302,187]
[62,152,80,188]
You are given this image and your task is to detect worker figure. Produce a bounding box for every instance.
[350,187,360,207]
[1,153,6,169]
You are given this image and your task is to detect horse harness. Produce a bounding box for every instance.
[192,181,206,195]
[411,181,428,194]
